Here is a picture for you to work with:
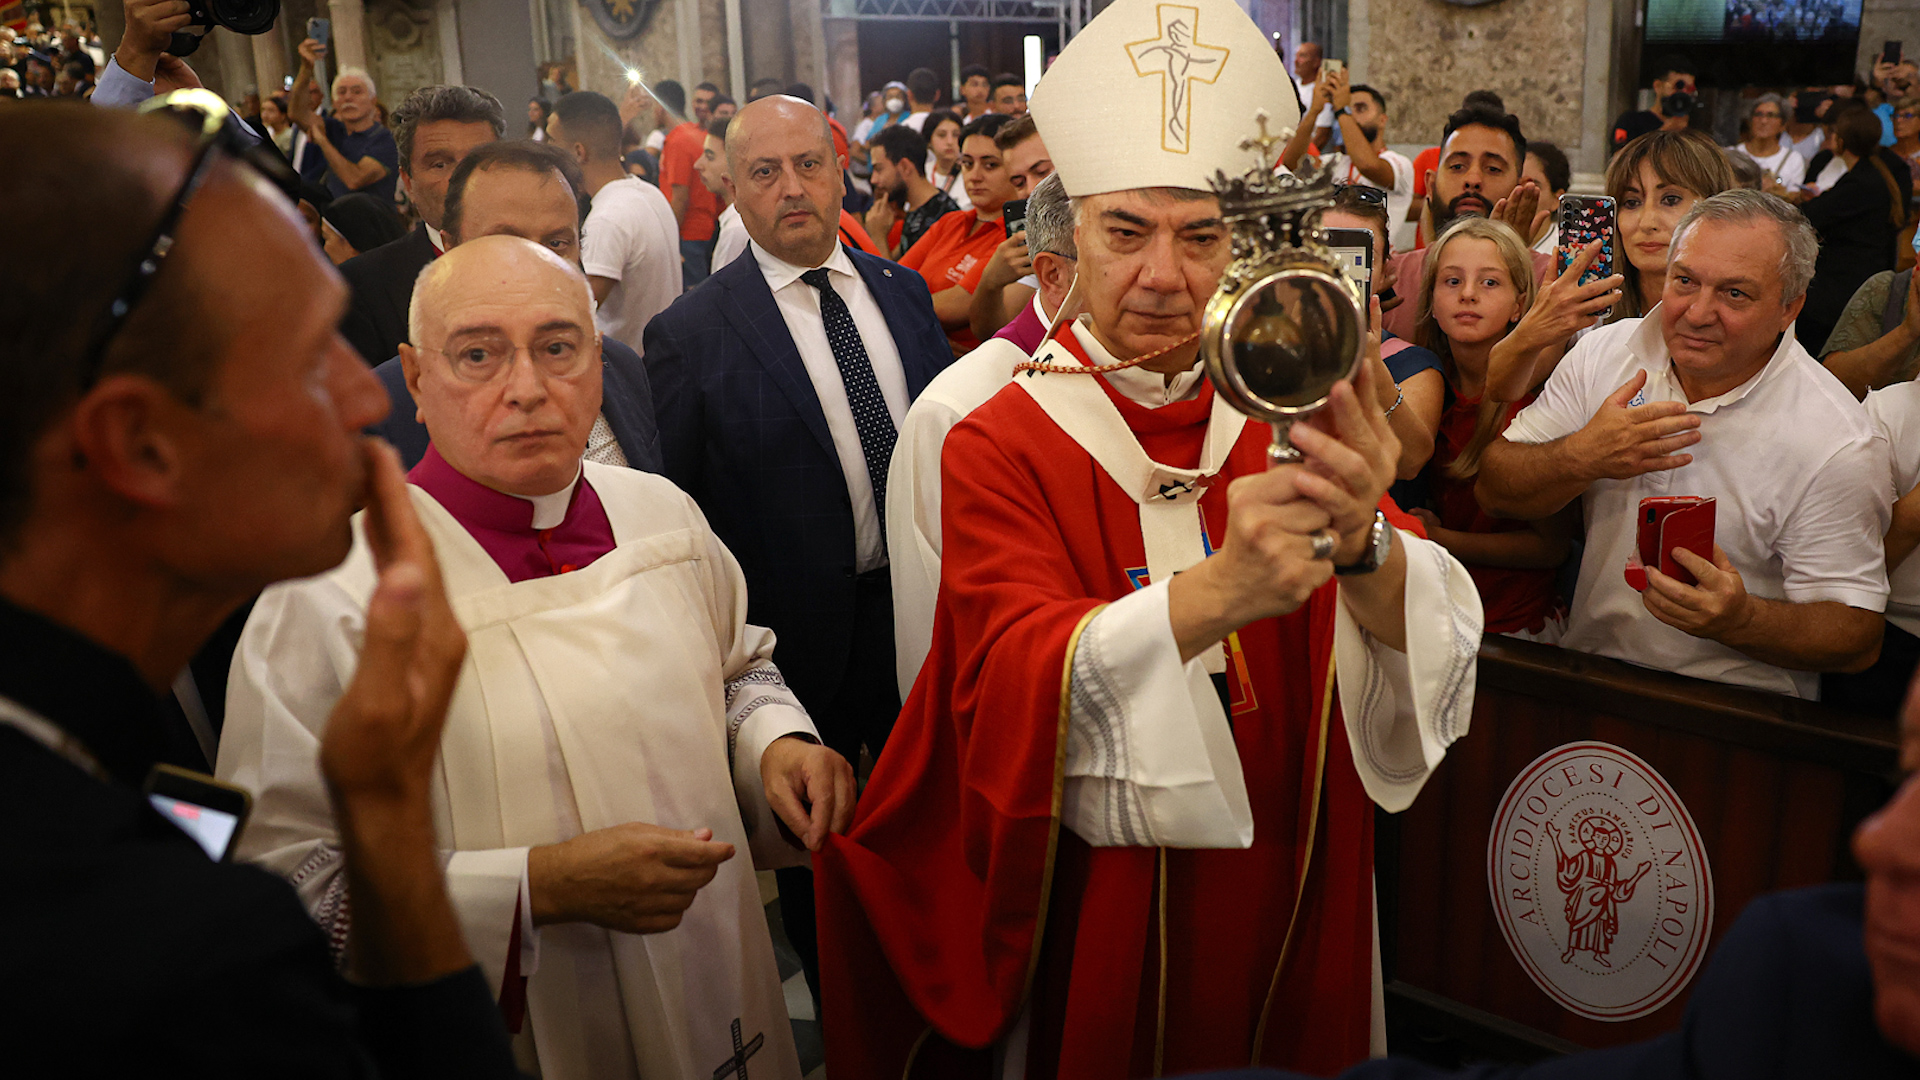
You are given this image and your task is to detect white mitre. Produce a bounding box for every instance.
[1029,0,1301,198]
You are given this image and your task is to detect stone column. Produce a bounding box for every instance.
[252,19,288,97]
[825,19,859,126]
[329,0,370,73]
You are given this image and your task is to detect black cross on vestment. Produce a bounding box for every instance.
[710,1017,765,1080]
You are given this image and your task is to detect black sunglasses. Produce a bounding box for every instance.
[76,89,300,390]
[1333,183,1387,206]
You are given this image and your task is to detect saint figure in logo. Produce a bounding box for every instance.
[1547,814,1651,967]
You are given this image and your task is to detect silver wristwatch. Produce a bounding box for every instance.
[1335,510,1393,576]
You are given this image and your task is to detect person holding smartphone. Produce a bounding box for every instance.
[1479,189,1891,699]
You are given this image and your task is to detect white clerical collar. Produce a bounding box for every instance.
[515,461,584,529]
[1073,321,1206,408]
[750,236,856,293]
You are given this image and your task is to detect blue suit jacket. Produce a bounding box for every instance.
[643,244,951,708]
[367,336,662,473]
[1194,885,1916,1080]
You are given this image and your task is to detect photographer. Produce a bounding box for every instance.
[1610,54,1699,153]
[0,102,516,1075]
[1478,190,1891,699]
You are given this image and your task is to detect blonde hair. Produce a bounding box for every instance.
[1412,217,1538,480]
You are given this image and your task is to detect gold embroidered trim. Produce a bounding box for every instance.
[1248,647,1337,1063]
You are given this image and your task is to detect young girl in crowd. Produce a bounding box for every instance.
[1412,218,1573,638]
[923,112,972,211]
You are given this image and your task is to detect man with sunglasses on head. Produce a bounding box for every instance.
[0,97,519,1076]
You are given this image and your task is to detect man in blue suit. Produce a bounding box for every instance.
[368,140,661,472]
[643,94,952,994]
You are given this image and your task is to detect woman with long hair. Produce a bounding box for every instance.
[1412,217,1573,638]
[922,111,971,211]
[527,97,553,141]
[1606,128,1736,322]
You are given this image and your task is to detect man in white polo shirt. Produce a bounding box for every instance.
[1479,189,1891,699]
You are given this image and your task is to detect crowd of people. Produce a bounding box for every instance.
[6,0,1920,1076]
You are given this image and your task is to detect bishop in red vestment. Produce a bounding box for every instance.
[816,2,1482,1074]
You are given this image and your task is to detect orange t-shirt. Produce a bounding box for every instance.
[660,121,720,242]
[898,208,1005,351]
[839,210,880,255]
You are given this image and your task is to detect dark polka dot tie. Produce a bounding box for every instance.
[802,267,897,536]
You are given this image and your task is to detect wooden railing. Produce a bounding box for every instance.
[1377,638,1901,1055]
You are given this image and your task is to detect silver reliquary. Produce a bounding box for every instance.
[1201,111,1367,466]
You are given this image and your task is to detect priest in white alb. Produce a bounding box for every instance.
[218,236,852,1080]
[816,2,1484,1076]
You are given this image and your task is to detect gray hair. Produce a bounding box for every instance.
[1024,172,1076,260]
[1669,188,1818,301]
[1747,93,1788,121]
[331,66,376,100]
[392,84,506,173]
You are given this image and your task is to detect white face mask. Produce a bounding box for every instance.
[885,97,906,113]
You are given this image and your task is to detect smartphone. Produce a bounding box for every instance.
[1557,194,1616,287]
[307,17,331,48]
[1323,58,1345,76]
[1624,496,1716,591]
[1323,226,1374,296]
[1794,91,1830,124]
[1888,40,1904,67]
[145,764,251,862]
[1003,198,1028,239]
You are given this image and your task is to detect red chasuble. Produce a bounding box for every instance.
[817,337,1422,1078]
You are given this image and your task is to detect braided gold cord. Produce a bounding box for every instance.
[1011,330,1202,377]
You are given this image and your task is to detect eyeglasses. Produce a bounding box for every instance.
[1899,111,1920,121]
[1333,183,1387,206]
[76,89,300,391]
[438,335,594,384]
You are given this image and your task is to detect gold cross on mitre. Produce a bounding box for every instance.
[1125,4,1231,154]
[1238,108,1291,174]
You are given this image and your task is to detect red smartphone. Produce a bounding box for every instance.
[1624,496,1716,591]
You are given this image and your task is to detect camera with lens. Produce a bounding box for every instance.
[167,0,282,57]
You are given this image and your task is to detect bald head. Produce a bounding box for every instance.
[725,95,836,176]
[409,234,591,347]
[724,95,845,267]
[401,234,602,498]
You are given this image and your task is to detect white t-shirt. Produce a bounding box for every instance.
[1503,314,1892,698]
[1319,148,1414,245]
[1865,382,1920,638]
[580,176,682,351]
[711,203,749,273]
[1809,154,1848,194]
[1786,128,1825,163]
[1295,75,1334,130]
[1725,140,1808,190]
[644,127,666,154]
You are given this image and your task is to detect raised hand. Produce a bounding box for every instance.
[1568,370,1700,481]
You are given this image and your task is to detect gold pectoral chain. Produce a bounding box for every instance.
[1013,331,1201,377]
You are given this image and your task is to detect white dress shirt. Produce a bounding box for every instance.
[1504,313,1892,698]
[750,238,910,573]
